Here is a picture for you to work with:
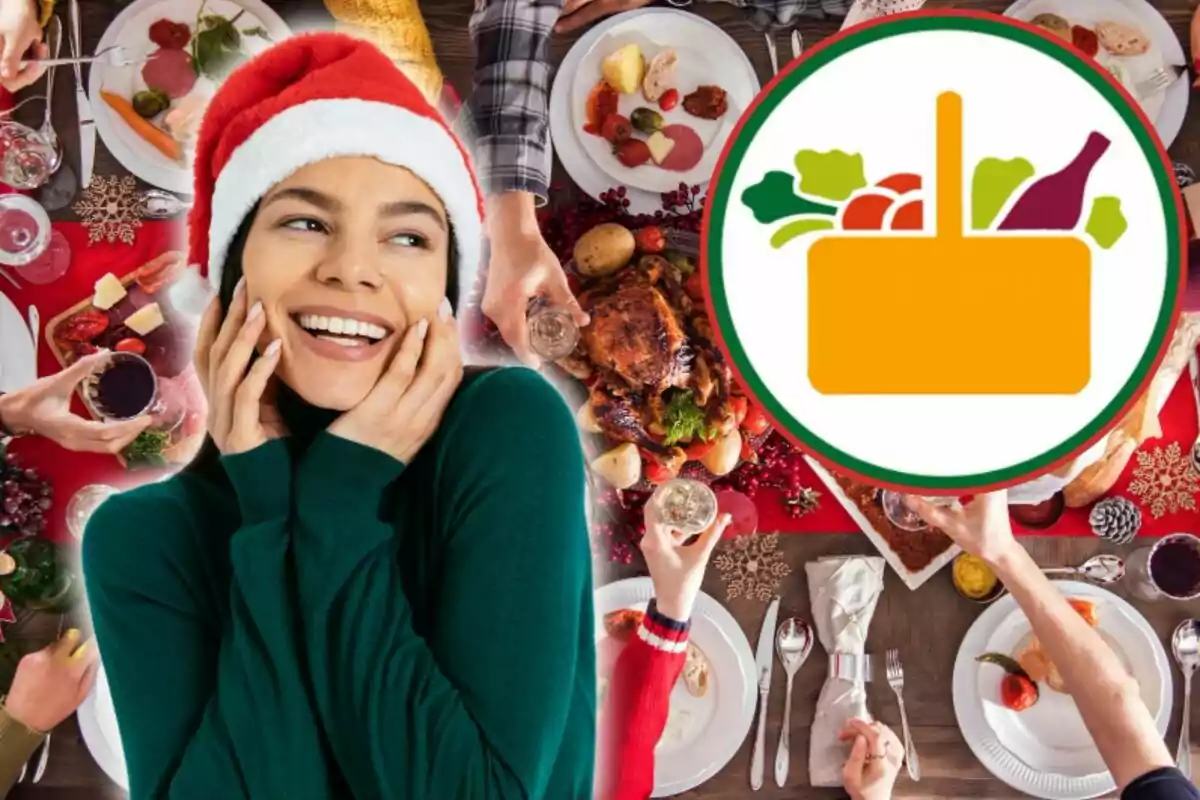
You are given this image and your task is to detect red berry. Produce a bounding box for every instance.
[658,88,680,111]
[616,186,627,198]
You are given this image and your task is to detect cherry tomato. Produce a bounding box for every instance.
[658,88,679,111]
[742,403,770,436]
[684,271,704,301]
[114,337,146,355]
[729,396,749,426]
[683,439,715,460]
[601,113,632,144]
[615,139,652,168]
[634,226,666,253]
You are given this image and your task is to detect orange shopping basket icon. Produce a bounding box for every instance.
[806,92,1091,395]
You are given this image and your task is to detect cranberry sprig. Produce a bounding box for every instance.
[661,182,703,215]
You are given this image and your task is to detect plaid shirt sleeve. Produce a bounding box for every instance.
[467,0,563,203]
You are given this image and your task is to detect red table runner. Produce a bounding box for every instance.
[2,222,181,544]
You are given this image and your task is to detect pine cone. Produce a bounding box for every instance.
[1176,162,1197,188]
[1088,496,1142,545]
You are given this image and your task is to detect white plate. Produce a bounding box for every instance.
[595,577,756,797]
[804,456,961,590]
[0,291,36,391]
[550,9,759,213]
[1004,0,1188,148]
[570,15,747,193]
[953,582,1172,799]
[90,0,290,193]
[77,664,129,790]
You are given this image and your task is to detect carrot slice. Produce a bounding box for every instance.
[100,91,183,163]
[890,200,924,230]
[840,194,893,230]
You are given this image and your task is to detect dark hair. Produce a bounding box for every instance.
[184,205,461,476]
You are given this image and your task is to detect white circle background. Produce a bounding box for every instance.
[718,28,1171,478]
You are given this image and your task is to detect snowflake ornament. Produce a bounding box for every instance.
[73,175,142,245]
[1127,442,1200,518]
[713,532,792,602]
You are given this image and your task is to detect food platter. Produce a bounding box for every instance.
[45,252,206,468]
[570,15,743,193]
[804,457,961,590]
[1004,0,1188,148]
[90,0,291,193]
[595,578,756,797]
[549,8,759,213]
[953,582,1171,799]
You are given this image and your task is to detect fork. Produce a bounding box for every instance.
[885,649,920,781]
[1135,66,1182,99]
[22,45,142,69]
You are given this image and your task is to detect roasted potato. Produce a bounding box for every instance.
[574,223,636,277]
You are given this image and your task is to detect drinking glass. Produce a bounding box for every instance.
[0,194,68,283]
[0,120,57,191]
[648,478,719,537]
[82,352,160,421]
[66,484,120,540]
[527,302,580,361]
[1127,533,1200,602]
[880,490,957,531]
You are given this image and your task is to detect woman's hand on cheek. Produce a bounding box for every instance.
[194,279,287,455]
[328,299,463,464]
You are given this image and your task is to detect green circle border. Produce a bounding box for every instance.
[705,13,1183,491]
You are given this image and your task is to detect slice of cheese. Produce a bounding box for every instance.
[126,303,165,336]
[646,131,675,165]
[93,273,127,310]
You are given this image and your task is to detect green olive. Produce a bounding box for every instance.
[132,89,170,119]
[630,107,664,135]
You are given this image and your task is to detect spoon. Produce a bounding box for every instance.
[774,617,814,787]
[1173,620,1200,779]
[38,16,62,174]
[1041,554,1125,584]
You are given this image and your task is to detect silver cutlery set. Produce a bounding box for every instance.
[748,596,917,788]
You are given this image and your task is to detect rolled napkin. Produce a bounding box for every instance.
[806,556,886,787]
[842,0,928,29]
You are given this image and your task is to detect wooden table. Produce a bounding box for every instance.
[8,1,1200,798]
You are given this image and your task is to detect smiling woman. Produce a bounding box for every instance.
[80,33,595,800]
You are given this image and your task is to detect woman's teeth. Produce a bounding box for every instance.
[296,314,388,345]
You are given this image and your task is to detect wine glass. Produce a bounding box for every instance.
[880,490,957,531]
[527,302,580,361]
[0,194,69,284]
[82,352,161,421]
[66,484,120,540]
[0,119,57,191]
[1127,533,1200,602]
[648,478,719,537]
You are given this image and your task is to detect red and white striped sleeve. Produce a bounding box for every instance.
[595,600,690,800]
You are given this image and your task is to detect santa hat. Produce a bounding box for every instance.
[188,32,484,290]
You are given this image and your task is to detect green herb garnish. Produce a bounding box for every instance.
[976,652,1030,679]
[124,430,171,469]
[665,251,695,276]
[662,390,710,446]
[191,4,248,79]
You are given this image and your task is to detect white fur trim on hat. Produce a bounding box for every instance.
[207,97,482,291]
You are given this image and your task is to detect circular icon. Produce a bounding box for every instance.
[704,12,1183,492]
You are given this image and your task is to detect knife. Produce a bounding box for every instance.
[68,0,95,189]
[749,595,781,790]
[27,305,39,371]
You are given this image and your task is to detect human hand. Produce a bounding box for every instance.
[5,629,99,733]
[839,718,904,800]
[906,491,1019,565]
[482,192,588,368]
[641,509,731,622]
[194,278,287,456]
[0,353,152,452]
[0,0,46,92]
[555,0,654,33]
[328,299,463,464]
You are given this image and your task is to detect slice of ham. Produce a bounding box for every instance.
[659,124,704,172]
[143,48,197,100]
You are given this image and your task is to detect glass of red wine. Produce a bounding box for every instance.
[82,352,160,421]
[1127,533,1200,602]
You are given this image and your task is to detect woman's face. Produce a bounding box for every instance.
[241,156,451,410]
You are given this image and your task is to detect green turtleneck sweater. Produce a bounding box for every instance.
[82,367,595,800]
